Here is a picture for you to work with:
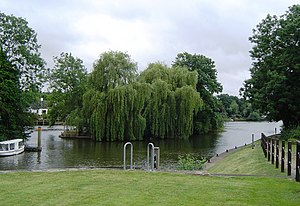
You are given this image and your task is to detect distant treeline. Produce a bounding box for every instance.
[217,94,263,121]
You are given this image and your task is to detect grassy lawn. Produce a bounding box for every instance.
[1,140,299,206]
[206,141,289,176]
[0,169,300,206]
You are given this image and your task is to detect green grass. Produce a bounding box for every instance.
[0,169,299,206]
[206,141,293,176]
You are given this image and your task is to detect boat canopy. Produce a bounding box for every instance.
[0,139,23,145]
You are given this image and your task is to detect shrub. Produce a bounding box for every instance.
[281,126,300,140]
[177,154,206,170]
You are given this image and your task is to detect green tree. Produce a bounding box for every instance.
[0,12,44,140]
[241,5,300,128]
[217,94,232,116]
[217,94,263,120]
[0,48,33,140]
[0,12,45,90]
[81,57,201,141]
[247,111,261,121]
[139,62,202,139]
[47,52,87,127]
[173,52,223,133]
[90,51,138,92]
[83,51,141,141]
[229,100,239,117]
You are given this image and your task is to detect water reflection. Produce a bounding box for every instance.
[0,121,282,170]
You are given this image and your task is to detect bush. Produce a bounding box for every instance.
[247,111,261,121]
[177,154,206,170]
[281,126,300,140]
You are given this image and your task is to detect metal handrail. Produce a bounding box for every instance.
[147,143,155,170]
[123,142,133,170]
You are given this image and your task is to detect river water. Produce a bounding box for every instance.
[0,121,282,170]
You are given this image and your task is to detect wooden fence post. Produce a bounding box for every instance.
[267,137,271,162]
[281,140,285,173]
[37,126,42,150]
[296,141,300,182]
[261,133,267,158]
[271,138,275,164]
[275,139,279,168]
[288,141,292,176]
[264,134,267,157]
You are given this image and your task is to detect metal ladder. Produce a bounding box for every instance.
[147,143,155,170]
[123,142,157,171]
[123,142,133,170]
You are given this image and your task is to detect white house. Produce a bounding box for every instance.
[30,108,48,116]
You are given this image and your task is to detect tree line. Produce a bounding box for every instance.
[47,51,222,141]
[1,4,299,141]
[217,94,263,121]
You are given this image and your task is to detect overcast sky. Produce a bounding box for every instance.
[1,0,298,96]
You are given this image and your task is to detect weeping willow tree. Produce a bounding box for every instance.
[83,83,151,141]
[83,89,107,140]
[81,53,203,141]
[82,51,151,141]
[107,83,151,141]
[139,63,203,139]
[89,51,137,92]
[174,86,202,137]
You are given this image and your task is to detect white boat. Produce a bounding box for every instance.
[0,139,25,157]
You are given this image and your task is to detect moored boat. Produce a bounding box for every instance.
[0,139,25,157]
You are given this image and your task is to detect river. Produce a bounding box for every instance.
[0,121,282,170]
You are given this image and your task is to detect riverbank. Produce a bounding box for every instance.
[204,140,288,177]
[204,139,296,179]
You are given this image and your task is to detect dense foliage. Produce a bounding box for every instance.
[0,48,32,140]
[0,12,44,140]
[139,63,202,139]
[43,50,227,141]
[173,52,223,133]
[0,12,45,90]
[281,125,300,140]
[241,5,300,128]
[217,94,263,121]
[177,154,206,170]
[83,51,141,141]
[81,53,202,141]
[46,52,87,127]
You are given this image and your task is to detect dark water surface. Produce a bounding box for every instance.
[0,121,282,170]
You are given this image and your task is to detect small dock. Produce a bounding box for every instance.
[59,130,90,139]
[25,126,42,152]
[59,134,90,139]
